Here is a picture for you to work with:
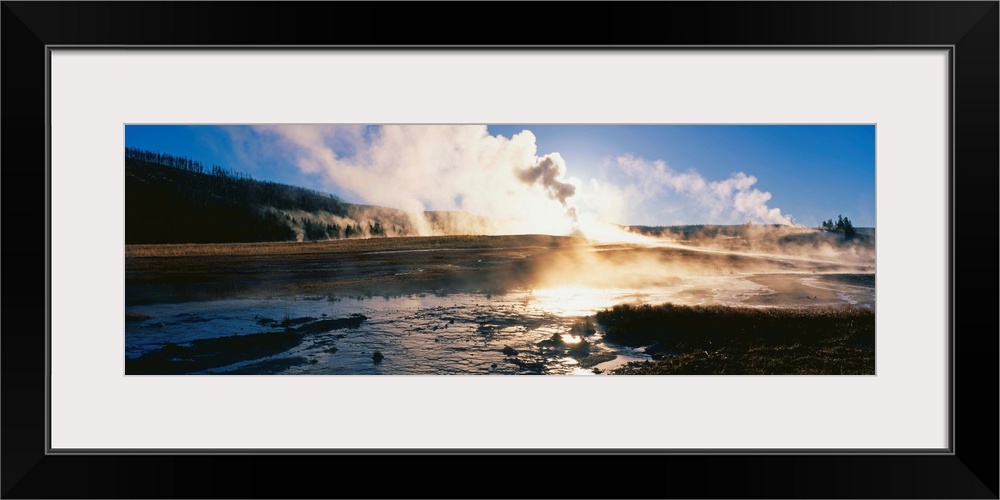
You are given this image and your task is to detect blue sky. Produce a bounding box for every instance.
[125,124,875,228]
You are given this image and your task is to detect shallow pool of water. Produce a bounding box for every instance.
[125,273,873,375]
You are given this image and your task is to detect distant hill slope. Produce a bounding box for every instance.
[125,149,514,244]
[127,158,293,243]
[625,223,875,257]
[125,149,418,244]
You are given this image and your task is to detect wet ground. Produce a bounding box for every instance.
[125,235,875,374]
[125,270,874,375]
[126,292,636,375]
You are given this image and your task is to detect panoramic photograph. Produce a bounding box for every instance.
[124,124,875,375]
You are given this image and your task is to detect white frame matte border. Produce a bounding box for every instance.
[49,50,949,450]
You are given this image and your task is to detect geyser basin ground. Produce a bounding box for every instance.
[125,234,875,375]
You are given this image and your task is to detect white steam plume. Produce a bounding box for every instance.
[254,125,581,236]
[248,126,795,240]
[516,154,576,206]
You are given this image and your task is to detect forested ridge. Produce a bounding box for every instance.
[125,148,398,244]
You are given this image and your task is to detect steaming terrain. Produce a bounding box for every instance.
[123,125,875,375]
[125,230,875,375]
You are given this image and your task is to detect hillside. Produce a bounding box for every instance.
[624,223,876,256]
[125,149,427,244]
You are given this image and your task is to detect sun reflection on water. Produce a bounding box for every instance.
[559,334,583,344]
[528,285,648,317]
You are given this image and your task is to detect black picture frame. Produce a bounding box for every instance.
[3,2,996,498]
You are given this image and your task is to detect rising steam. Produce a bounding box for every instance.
[250,125,796,240]
[516,154,576,206]
[255,125,580,236]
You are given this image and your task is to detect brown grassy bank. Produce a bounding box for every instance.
[125,234,585,258]
[596,303,875,375]
[125,235,587,305]
[126,235,872,306]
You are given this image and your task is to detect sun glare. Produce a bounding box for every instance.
[576,214,656,244]
[529,285,641,317]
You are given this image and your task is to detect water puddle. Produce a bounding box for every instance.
[125,273,873,375]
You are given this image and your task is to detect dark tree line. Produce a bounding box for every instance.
[820,214,856,238]
[126,147,220,177]
[299,220,360,240]
[126,148,348,214]
[127,148,339,243]
[293,218,387,241]
[125,147,398,244]
[126,162,296,243]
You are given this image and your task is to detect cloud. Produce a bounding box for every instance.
[613,154,794,225]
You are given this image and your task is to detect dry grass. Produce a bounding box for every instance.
[596,303,875,375]
[125,234,586,258]
[124,235,589,305]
